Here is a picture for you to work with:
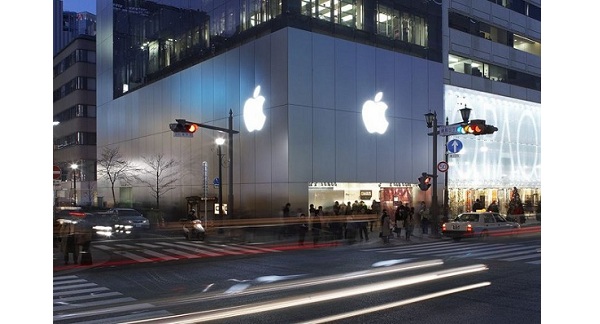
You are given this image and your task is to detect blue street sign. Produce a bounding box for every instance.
[213,177,220,186]
[447,139,463,154]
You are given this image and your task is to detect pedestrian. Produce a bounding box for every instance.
[188,209,198,220]
[380,210,392,244]
[472,199,483,211]
[420,207,430,234]
[76,221,93,265]
[405,207,415,241]
[394,205,405,238]
[358,216,369,241]
[59,221,79,265]
[297,213,308,246]
[281,202,292,238]
[487,200,499,213]
[312,206,323,245]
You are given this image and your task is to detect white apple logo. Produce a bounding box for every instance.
[362,92,389,134]
[243,85,266,132]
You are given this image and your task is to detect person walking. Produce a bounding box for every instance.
[311,206,323,245]
[404,207,415,241]
[297,213,308,246]
[380,210,392,244]
[487,200,499,213]
[59,221,79,265]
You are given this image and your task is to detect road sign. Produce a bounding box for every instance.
[438,125,461,136]
[53,165,61,180]
[173,132,193,138]
[437,161,449,173]
[213,177,220,187]
[447,139,463,154]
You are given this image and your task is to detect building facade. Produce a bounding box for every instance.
[443,0,541,216]
[53,35,98,207]
[95,0,540,220]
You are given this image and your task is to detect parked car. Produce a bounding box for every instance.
[442,212,520,241]
[107,208,150,230]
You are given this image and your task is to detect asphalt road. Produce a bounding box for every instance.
[53,234,541,323]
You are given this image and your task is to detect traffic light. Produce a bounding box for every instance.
[169,119,198,133]
[455,119,497,135]
[418,172,431,191]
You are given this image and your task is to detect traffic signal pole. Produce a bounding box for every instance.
[430,112,440,238]
[443,117,449,221]
[228,110,234,218]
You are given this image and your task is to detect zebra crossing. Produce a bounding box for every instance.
[361,240,541,265]
[92,240,283,263]
[53,275,170,323]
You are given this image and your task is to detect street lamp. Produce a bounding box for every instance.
[426,107,472,237]
[70,163,78,206]
[215,137,225,231]
[424,111,439,237]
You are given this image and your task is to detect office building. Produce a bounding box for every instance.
[95,0,540,219]
[53,0,97,207]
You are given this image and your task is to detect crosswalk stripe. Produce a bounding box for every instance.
[477,246,541,259]
[53,283,98,291]
[53,275,173,324]
[138,243,163,248]
[363,240,540,264]
[141,249,179,261]
[54,291,123,302]
[68,309,172,324]
[114,251,154,262]
[158,242,234,255]
[162,248,203,259]
[53,297,136,312]
[54,287,109,297]
[425,244,516,257]
[500,253,541,261]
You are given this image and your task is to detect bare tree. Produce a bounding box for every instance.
[136,154,179,209]
[83,181,96,207]
[97,147,139,206]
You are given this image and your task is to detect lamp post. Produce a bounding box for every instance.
[427,107,472,234]
[424,112,439,237]
[228,110,234,218]
[70,163,78,206]
[215,137,225,232]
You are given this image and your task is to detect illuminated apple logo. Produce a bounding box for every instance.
[243,85,266,132]
[362,92,389,134]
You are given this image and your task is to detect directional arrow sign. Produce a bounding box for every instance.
[447,139,463,154]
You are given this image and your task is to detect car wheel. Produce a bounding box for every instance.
[479,231,489,240]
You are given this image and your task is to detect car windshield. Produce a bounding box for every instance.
[116,209,142,216]
[456,214,479,222]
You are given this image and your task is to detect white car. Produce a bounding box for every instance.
[442,212,520,241]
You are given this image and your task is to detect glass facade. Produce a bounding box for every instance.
[112,0,441,98]
[444,85,541,215]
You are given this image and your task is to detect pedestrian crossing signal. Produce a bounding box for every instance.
[418,172,431,191]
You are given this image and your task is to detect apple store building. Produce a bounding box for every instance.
[96,0,540,219]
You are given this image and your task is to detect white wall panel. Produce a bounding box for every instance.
[334,110,357,181]
[289,105,313,182]
[312,108,336,180]
[312,34,335,109]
